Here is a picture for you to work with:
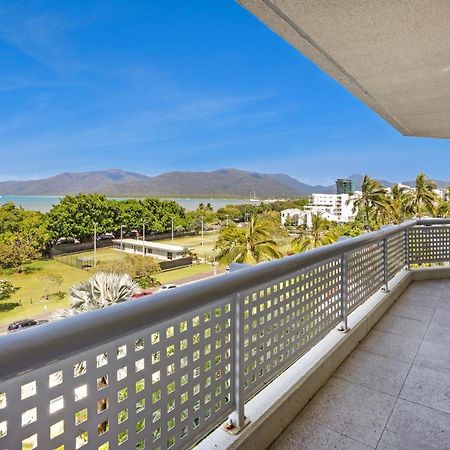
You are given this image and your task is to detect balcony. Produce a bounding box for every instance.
[1,219,450,450]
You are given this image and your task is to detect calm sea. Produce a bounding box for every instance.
[0,195,252,213]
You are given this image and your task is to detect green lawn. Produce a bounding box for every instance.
[158,231,219,261]
[155,263,215,285]
[0,259,90,327]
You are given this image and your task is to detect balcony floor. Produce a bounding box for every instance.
[269,279,450,450]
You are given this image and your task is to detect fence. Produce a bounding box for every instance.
[1,219,450,450]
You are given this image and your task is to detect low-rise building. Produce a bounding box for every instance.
[112,239,186,260]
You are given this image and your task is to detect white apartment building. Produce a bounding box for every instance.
[281,193,359,228]
[303,193,359,223]
[385,183,445,199]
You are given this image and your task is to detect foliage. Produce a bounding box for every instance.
[215,217,283,264]
[353,175,391,230]
[100,255,161,288]
[410,173,437,218]
[0,302,20,312]
[292,214,338,252]
[54,272,139,318]
[0,233,40,273]
[0,279,17,301]
[47,194,187,242]
[40,273,63,300]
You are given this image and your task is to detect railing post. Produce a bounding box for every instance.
[382,237,390,292]
[338,253,349,332]
[224,292,249,433]
[405,228,410,270]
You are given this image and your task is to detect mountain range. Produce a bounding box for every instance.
[0,169,448,198]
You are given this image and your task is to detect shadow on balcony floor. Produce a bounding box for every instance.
[269,279,450,450]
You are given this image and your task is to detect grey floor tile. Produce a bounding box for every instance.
[374,313,428,339]
[415,340,450,374]
[400,365,450,414]
[438,295,450,312]
[431,308,450,328]
[424,322,450,346]
[407,281,446,297]
[388,302,434,323]
[377,399,450,450]
[268,417,373,450]
[395,292,440,310]
[301,377,396,448]
[358,330,421,363]
[334,349,411,396]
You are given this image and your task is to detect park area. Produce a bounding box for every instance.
[0,231,221,332]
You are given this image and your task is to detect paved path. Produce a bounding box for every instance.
[269,279,450,450]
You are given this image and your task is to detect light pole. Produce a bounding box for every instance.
[120,225,124,251]
[201,217,204,247]
[171,217,174,244]
[142,220,146,256]
[93,222,97,268]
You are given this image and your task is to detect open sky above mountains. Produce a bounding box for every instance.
[1,0,450,184]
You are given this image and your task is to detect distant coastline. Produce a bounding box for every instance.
[0,194,253,213]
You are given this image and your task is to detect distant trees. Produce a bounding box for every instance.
[47,194,186,241]
[410,173,437,218]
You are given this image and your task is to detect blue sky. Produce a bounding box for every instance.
[1,0,450,185]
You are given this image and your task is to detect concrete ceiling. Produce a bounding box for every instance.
[238,0,450,138]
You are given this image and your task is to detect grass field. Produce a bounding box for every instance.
[155,263,215,285]
[0,259,89,326]
[158,231,219,261]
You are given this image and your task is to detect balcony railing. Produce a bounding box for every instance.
[1,218,450,450]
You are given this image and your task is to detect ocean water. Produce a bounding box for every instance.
[0,195,252,213]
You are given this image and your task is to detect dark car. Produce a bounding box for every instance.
[7,319,49,333]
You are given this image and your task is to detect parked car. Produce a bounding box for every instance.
[131,289,153,299]
[7,319,49,333]
[97,232,115,240]
[55,237,80,245]
[159,284,177,291]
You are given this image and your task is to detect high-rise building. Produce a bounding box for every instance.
[336,178,355,194]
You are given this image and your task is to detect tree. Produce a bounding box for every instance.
[100,255,161,288]
[292,213,338,252]
[215,217,283,264]
[0,279,17,301]
[0,233,40,273]
[47,194,118,243]
[0,279,19,312]
[54,272,139,318]
[40,273,63,300]
[352,175,389,230]
[410,173,437,218]
[389,184,413,224]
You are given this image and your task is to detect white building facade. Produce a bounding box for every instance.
[303,193,359,223]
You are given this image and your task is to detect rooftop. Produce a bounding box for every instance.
[112,238,185,252]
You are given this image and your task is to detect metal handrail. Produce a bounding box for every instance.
[0,218,447,382]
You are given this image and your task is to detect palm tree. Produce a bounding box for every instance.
[54,272,139,318]
[292,213,338,252]
[216,216,283,264]
[410,173,437,218]
[389,184,413,224]
[352,175,389,230]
